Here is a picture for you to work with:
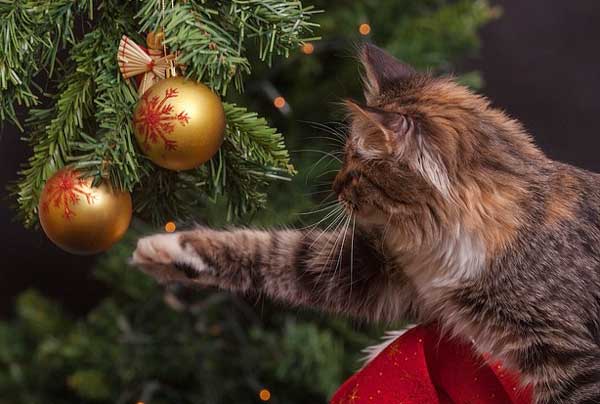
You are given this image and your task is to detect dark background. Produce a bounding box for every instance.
[2,0,600,316]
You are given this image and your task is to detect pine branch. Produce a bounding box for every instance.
[208,103,294,219]
[131,103,293,224]
[217,0,321,64]
[71,75,142,191]
[133,169,207,225]
[223,102,292,172]
[0,0,92,128]
[0,0,45,128]
[137,0,319,94]
[71,31,143,192]
[13,1,143,226]
[10,0,319,227]
[14,30,102,226]
[138,2,251,94]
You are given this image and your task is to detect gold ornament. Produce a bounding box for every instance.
[38,168,132,255]
[132,76,226,171]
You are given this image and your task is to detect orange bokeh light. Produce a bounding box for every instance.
[359,23,371,35]
[259,389,271,401]
[301,42,314,55]
[164,221,176,233]
[273,96,286,109]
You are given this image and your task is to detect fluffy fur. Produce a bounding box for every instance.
[132,44,600,403]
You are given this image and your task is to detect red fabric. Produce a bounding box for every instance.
[330,324,532,404]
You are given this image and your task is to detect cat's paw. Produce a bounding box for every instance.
[131,233,209,284]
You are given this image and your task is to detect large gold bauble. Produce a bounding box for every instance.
[132,76,226,171]
[38,168,132,255]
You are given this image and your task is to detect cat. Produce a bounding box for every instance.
[132,43,600,404]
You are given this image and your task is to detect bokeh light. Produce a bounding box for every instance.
[359,23,371,35]
[259,389,271,401]
[165,221,176,233]
[301,42,315,55]
[273,96,286,109]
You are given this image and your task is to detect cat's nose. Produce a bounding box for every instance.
[332,172,344,195]
[334,170,359,191]
[333,170,360,196]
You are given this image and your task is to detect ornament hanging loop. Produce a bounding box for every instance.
[166,58,179,78]
[161,0,179,79]
[100,159,111,180]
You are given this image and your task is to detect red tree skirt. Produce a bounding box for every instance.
[331,324,532,404]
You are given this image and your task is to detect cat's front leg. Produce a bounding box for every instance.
[132,228,273,292]
[131,227,413,321]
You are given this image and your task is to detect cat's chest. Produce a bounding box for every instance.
[386,228,517,363]
[387,225,488,312]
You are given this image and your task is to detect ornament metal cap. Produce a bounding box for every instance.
[166,58,179,78]
[146,30,165,50]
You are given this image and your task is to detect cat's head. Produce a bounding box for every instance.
[334,44,540,245]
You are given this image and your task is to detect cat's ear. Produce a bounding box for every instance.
[346,100,450,196]
[345,100,414,156]
[360,43,415,103]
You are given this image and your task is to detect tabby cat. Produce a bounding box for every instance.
[132,44,600,403]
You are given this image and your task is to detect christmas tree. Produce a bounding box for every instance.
[5,0,318,228]
[0,0,497,402]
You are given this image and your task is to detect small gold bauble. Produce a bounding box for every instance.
[38,168,132,255]
[132,76,226,171]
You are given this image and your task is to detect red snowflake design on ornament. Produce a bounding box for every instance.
[41,170,95,220]
[134,87,190,151]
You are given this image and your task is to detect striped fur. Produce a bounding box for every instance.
[133,44,600,403]
[134,227,418,322]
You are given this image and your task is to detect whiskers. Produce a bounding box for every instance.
[295,120,347,188]
[324,206,359,306]
[294,120,359,296]
[301,120,349,147]
[299,198,358,299]
[298,200,344,232]
[350,213,357,296]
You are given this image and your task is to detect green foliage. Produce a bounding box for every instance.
[126,102,294,224]
[4,0,318,227]
[15,29,103,226]
[0,0,92,128]
[67,370,112,401]
[375,0,499,69]
[138,0,319,93]
[251,320,346,396]
[0,238,380,403]
[210,103,294,218]
[15,290,69,338]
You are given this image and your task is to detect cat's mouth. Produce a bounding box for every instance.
[339,197,356,212]
[338,195,410,228]
[339,197,379,219]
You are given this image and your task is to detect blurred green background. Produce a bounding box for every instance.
[1,0,555,402]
